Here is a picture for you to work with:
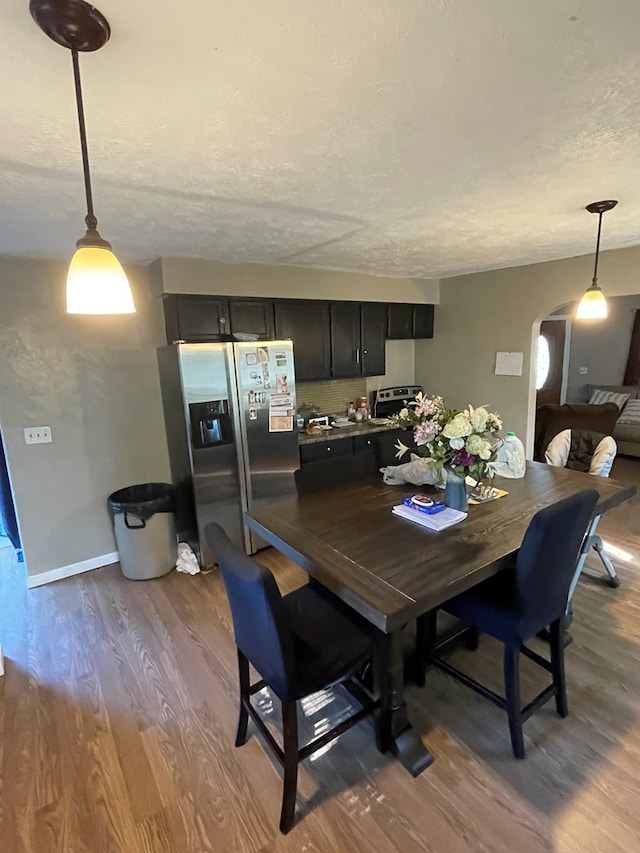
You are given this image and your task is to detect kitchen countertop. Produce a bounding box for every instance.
[298,420,400,445]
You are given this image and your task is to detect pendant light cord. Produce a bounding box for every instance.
[592,211,603,286]
[71,48,98,232]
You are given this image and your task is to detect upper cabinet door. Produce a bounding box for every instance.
[330,302,361,378]
[164,295,230,342]
[274,300,331,382]
[229,299,275,340]
[360,302,387,376]
[413,304,434,339]
[387,303,414,339]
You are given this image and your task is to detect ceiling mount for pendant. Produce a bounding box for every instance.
[30,0,110,52]
[585,199,618,216]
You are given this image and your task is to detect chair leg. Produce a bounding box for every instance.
[503,645,525,759]
[279,700,299,834]
[235,650,250,747]
[549,618,568,718]
[414,610,437,687]
[593,537,620,588]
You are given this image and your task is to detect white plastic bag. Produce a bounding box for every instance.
[176,542,201,575]
[380,453,440,486]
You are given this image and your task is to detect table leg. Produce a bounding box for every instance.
[374,630,434,777]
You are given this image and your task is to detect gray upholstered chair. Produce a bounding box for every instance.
[545,429,619,592]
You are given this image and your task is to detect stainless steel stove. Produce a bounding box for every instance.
[373,385,423,419]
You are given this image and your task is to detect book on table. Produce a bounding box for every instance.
[392,503,467,531]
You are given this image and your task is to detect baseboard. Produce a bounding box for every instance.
[27,551,119,589]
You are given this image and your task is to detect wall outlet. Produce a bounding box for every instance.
[24,426,52,445]
[579,367,588,375]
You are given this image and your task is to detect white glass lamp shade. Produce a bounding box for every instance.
[66,246,135,314]
[576,285,608,320]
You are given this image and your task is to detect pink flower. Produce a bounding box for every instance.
[414,420,440,446]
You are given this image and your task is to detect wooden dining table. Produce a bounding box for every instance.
[244,461,636,776]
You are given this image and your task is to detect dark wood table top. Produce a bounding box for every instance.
[245,461,636,633]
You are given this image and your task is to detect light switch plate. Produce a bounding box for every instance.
[579,367,588,375]
[24,426,52,444]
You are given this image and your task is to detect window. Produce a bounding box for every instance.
[536,334,550,390]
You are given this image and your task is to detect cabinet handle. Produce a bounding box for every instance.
[356,348,360,364]
[363,349,367,355]
[326,447,331,452]
[220,317,226,326]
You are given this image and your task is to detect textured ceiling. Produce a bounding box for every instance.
[3,0,640,278]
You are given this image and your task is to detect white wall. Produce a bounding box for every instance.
[414,245,640,455]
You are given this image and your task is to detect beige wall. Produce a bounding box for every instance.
[415,245,640,455]
[0,256,170,578]
[150,257,440,304]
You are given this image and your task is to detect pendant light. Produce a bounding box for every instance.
[30,0,135,314]
[576,199,618,320]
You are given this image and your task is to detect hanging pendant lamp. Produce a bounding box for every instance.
[30,0,135,314]
[576,199,618,320]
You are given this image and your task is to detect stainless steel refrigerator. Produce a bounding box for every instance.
[157,340,298,564]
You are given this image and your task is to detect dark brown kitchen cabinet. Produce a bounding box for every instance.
[163,295,230,343]
[330,302,361,378]
[387,303,415,339]
[274,300,331,382]
[228,299,275,340]
[360,302,387,375]
[330,301,387,379]
[413,304,434,339]
[387,303,435,339]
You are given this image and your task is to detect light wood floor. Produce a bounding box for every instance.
[2,459,640,852]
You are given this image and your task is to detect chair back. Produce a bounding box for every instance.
[545,429,617,477]
[515,490,599,637]
[205,523,294,698]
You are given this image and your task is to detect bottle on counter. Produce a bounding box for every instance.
[347,401,356,420]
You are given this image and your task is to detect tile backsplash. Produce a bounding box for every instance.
[297,379,368,416]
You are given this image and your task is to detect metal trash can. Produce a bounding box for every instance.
[107,483,177,580]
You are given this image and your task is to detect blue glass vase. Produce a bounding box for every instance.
[444,467,468,512]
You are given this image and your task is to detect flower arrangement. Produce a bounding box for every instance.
[391,392,503,482]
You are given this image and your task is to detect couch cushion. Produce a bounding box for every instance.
[588,388,631,409]
[617,399,640,425]
[587,383,640,400]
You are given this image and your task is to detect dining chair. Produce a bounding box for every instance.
[205,522,381,834]
[545,428,619,590]
[415,489,599,759]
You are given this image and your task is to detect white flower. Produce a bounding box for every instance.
[399,407,409,419]
[449,436,465,450]
[470,406,489,432]
[442,414,472,440]
[465,434,484,455]
[395,439,410,459]
[478,439,493,460]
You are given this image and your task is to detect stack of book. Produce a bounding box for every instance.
[392,503,467,532]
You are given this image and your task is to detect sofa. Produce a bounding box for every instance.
[587,384,640,459]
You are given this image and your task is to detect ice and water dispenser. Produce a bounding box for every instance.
[189,400,232,448]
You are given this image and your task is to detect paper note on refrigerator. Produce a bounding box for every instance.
[268,391,294,432]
